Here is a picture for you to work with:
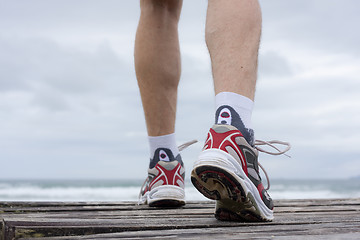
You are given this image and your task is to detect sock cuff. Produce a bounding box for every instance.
[148,133,179,158]
[215,92,254,111]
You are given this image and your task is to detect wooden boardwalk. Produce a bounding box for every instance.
[1,198,360,239]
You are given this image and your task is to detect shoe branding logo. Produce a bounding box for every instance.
[159,150,170,162]
[217,108,232,125]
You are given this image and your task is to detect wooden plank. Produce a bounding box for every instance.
[1,201,358,221]
[3,210,360,239]
[0,202,215,214]
[1,198,359,213]
[0,207,358,225]
[9,215,360,240]
[1,202,359,222]
[26,221,360,239]
[1,199,359,215]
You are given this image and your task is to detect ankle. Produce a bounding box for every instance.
[215,92,255,145]
[148,133,180,167]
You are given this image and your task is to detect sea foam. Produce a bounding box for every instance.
[0,179,359,201]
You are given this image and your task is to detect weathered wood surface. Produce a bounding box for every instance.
[1,198,359,239]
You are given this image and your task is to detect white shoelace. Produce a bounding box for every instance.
[254,140,291,190]
[178,139,198,152]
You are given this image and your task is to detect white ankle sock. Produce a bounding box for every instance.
[215,92,254,129]
[148,133,179,160]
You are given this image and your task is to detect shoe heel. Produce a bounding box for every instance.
[191,164,247,202]
[195,149,240,173]
[148,185,185,207]
[191,149,248,202]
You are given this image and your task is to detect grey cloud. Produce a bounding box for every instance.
[261,148,360,179]
[0,1,140,32]
[0,35,139,111]
[31,87,70,112]
[260,0,360,55]
[258,51,293,78]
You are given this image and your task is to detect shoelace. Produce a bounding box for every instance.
[138,139,198,202]
[178,139,198,151]
[254,140,291,190]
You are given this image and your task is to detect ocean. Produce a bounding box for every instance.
[0,179,359,202]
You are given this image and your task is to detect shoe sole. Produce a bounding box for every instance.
[149,199,184,208]
[140,185,185,208]
[191,149,273,222]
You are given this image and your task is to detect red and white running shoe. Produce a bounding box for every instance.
[191,124,290,221]
[139,140,197,207]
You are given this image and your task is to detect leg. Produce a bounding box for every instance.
[206,0,262,100]
[136,0,186,207]
[191,0,276,222]
[205,0,262,144]
[135,0,183,137]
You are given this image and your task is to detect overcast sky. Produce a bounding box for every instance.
[1,0,359,180]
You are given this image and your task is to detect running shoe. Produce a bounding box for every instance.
[139,140,197,207]
[191,124,290,221]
